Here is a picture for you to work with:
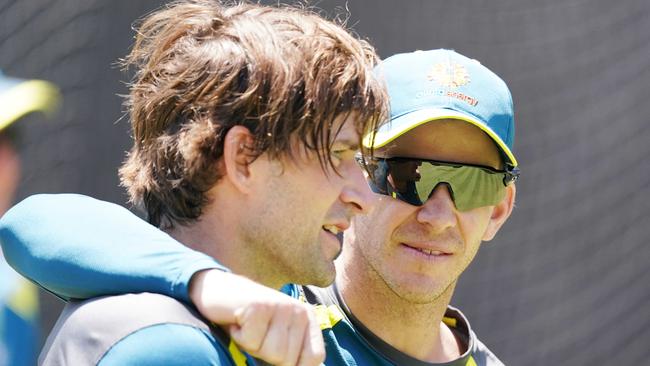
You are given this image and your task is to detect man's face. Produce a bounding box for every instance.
[346,119,513,303]
[240,114,372,287]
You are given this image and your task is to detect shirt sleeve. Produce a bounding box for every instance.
[0,194,226,303]
[97,324,232,366]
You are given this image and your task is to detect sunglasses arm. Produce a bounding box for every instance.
[503,166,520,185]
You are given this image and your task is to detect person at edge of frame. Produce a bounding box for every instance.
[0,70,60,366]
[0,0,389,365]
[1,49,520,365]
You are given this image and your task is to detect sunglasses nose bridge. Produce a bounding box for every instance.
[416,184,457,228]
[429,181,454,203]
[427,182,455,205]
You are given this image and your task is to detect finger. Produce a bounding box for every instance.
[296,308,325,366]
[282,305,310,366]
[255,302,293,365]
[230,303,274,353]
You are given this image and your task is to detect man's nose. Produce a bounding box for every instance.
[340,160,374,216]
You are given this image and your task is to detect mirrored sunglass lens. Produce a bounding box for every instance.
[384,160,423,204]
[386,160,506,211]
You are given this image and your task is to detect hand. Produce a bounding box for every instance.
[189,269,325,366]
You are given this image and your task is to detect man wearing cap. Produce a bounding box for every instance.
[1,49,517,365]
[0,71,59,366]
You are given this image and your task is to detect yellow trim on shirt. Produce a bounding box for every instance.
[442,316,457,328]
[228,340,248,366]
[314,304,344,330]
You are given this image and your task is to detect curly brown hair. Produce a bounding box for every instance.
[118,0,387,228]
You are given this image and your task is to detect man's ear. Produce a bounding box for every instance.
[482,183,516,241]
[222,126,255,194]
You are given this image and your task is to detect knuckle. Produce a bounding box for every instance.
[251,301,272,313]
[291,305,309,320]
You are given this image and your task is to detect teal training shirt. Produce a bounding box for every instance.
[303,285,504,366]
[0,194,504,365]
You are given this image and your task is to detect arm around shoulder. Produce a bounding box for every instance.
[0,194,224,302]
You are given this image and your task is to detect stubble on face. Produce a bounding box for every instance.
[344,120,503,304]
[237,116,362,288]
[349,194,492,306]
[238,158,337,288]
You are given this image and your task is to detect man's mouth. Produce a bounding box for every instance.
[402,243,452,257]
[413,247,445,256]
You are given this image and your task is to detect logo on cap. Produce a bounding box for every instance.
[427,62,470,89]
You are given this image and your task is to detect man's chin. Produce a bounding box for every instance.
[298,263,337,287]
[385,276,454,304]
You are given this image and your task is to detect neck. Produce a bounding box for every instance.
[167,197,284,290]
[336,247,462,362]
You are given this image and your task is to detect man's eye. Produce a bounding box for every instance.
[330,150,345,164]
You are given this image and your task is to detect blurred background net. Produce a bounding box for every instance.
[1,0,649,364]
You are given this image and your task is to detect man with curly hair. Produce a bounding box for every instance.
[0,1,386,365]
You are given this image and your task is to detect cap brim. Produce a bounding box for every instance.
[0,79,61,131]
[363,108,518,167]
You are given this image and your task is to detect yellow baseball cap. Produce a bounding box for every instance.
[0,70,60,132]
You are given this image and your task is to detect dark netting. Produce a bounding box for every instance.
[1,0,648,364]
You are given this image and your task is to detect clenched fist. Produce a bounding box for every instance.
[189,269,325,366]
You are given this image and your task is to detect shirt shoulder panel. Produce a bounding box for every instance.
[445,306,505,366]
[39,293,216,365]
[97,323,230,366]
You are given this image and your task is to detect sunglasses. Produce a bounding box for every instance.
[356,155,519,211]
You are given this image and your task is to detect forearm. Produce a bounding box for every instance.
[189,269,299,323]
[0,194,222,302]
